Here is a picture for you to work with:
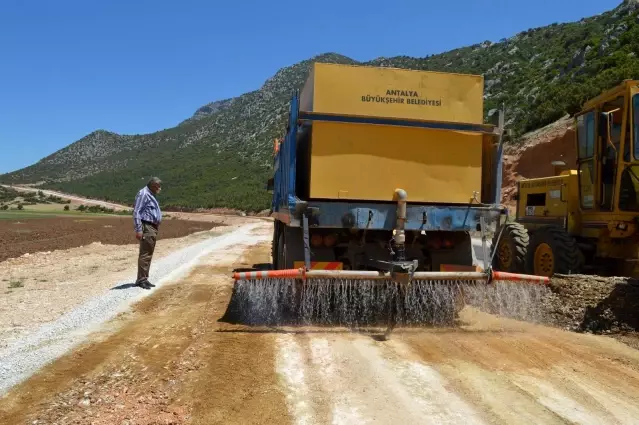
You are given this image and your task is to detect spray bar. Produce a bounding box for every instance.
[232,269,550,285]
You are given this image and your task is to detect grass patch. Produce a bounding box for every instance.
[76,204,132,215]
[8,280,24,289]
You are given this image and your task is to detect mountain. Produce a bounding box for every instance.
[2,1,639,212]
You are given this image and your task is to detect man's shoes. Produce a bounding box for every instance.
[145,280,156,287]
[136,280,153,290]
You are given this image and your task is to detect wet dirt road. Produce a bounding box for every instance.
[2,224,639,424]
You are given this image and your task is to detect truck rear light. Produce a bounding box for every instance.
[324,234,338,247]
[311,234,323,247]
[428,237,442,250]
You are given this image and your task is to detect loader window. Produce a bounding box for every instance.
[579,161,595,209]
[577,112,595,159]
[577,111,596,209]
[600,98,624,211]
[619,165,639,211]
[526,193,546,207]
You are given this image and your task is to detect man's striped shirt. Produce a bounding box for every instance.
[133,186,162,233]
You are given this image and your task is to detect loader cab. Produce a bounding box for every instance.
[624,90,639,211]
[576,81,639,221]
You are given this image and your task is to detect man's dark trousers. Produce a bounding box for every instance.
[137,221,158,282]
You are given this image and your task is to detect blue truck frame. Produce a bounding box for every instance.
[268,90,508,271]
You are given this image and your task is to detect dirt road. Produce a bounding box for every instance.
[1,185,129,211]
[2,222,639,424]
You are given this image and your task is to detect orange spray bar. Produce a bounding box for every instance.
[232,269,550,285]
[491,271,550,284]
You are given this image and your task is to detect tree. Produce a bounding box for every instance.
[63,205,70,211]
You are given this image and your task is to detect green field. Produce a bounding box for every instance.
[0,209,118,220]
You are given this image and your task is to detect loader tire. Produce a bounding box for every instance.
[526,225,581,277]
[491,222,529,273]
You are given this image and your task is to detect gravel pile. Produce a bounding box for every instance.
[541,274,639,337]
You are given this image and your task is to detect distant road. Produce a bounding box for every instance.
[1,184,130,211]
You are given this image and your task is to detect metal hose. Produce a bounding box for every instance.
[393,188,408,261]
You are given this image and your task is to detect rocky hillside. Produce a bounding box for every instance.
[2,1,638,211]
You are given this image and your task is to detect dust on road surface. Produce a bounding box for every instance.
[2,222,639,425]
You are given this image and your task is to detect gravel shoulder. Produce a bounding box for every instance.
[1,222,223,346]
[0,221,271,397]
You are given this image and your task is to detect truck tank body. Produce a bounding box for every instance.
[269,63,507,273]
[305,121,483,204]
[300,63,484,124]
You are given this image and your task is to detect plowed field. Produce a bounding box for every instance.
[0,216,223,262]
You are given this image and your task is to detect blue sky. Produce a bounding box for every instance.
[0,0,621,173]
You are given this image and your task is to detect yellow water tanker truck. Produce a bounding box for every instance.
[227,63,548,338]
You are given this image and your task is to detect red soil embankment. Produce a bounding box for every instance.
[501,116,576,210]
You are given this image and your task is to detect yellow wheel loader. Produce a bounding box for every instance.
[493,80,639,278]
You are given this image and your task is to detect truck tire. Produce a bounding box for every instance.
[491,222,529,273]
[275,225,303,269]
[526,225,581,277]
[272,221,280,269]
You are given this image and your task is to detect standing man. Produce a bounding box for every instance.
[133,177,163,289]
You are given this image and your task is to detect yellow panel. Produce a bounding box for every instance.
[301,63,484,124]
[309,121,483,203]
[517,175,582,214]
